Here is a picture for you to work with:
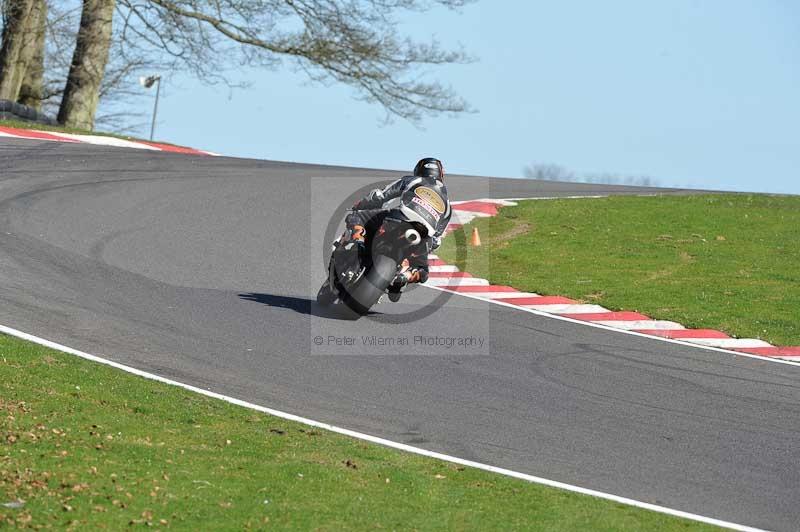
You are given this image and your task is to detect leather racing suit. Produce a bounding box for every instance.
[344,175,452,286]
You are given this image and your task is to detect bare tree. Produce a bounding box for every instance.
[584,172,657,186]
[524,162,659,187]
[16,0,46,108]
[1,0,151,129]
[523,163,576,182]
[0,0,46,102]
[125,0,473,121]
[43,1,150,131]
[57,0,116,129]
[56,0,472,130]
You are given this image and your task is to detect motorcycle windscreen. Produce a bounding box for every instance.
[399,185,446,236]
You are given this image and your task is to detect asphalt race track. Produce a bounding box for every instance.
[2,138,799,531]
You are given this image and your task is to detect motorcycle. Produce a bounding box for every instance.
[317,182,447,315]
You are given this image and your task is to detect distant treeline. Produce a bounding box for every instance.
[523,163,659,187]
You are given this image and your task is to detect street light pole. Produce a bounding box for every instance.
[149,76,161,141]
[139,75,162,141]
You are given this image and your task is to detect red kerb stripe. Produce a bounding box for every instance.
[0,126,78,142]
[733,347,800,356]
[138,141,210,155]
[452,201,500,215]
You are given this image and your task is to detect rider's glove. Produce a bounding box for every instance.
[353,189,385,210]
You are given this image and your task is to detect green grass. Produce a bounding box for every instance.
[0,118,183,147]
[440,194,800,346]
[0,334,720,530]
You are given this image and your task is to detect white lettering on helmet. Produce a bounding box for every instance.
[424,162,439,169]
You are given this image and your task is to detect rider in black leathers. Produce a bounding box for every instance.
[342,157,451,301]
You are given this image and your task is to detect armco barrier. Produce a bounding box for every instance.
[0,99,57,125]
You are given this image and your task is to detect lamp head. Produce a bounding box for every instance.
[139,75,160,89]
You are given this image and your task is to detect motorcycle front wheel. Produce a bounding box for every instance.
[316,279,338,306]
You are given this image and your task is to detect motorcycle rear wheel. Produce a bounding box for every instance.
[339,254,397,315]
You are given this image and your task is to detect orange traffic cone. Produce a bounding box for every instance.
[470,227,482,246]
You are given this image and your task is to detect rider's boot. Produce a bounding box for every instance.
[388,266,421,303]
[388,282,403,302]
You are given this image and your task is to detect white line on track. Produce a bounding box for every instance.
[0,322,768,532]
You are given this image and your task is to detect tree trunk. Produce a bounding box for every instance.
[16,0,46,109]
[0,0,37,101]
[57,0,116,130]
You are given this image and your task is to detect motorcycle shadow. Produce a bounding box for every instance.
[238,293,379,321]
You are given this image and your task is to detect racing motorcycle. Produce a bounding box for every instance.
[316,182,447,315]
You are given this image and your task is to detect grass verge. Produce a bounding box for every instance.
[440,193,800,346]
[0,333,719,530]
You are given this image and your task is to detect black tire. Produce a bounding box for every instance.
[339,254,397,315]
[316,279,338,306]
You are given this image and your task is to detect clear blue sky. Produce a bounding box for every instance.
[138,0,800,194]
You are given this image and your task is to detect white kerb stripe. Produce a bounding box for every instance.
[0,130,74,141]
[429,265,459,273]
[453,209,492,216]
[51,132,161,150]
[684,338,773,349]
[451,209,493,216]
[425,283,800,370]
[450,212,487,224]
[423,277,489,287]
[523,304,609,314]
[451,198,518,207]
[467,292,540,300]
[592,320,686,331]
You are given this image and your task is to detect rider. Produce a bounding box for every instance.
[342,157,451,302]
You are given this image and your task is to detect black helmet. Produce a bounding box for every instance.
[413,157,444,180]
